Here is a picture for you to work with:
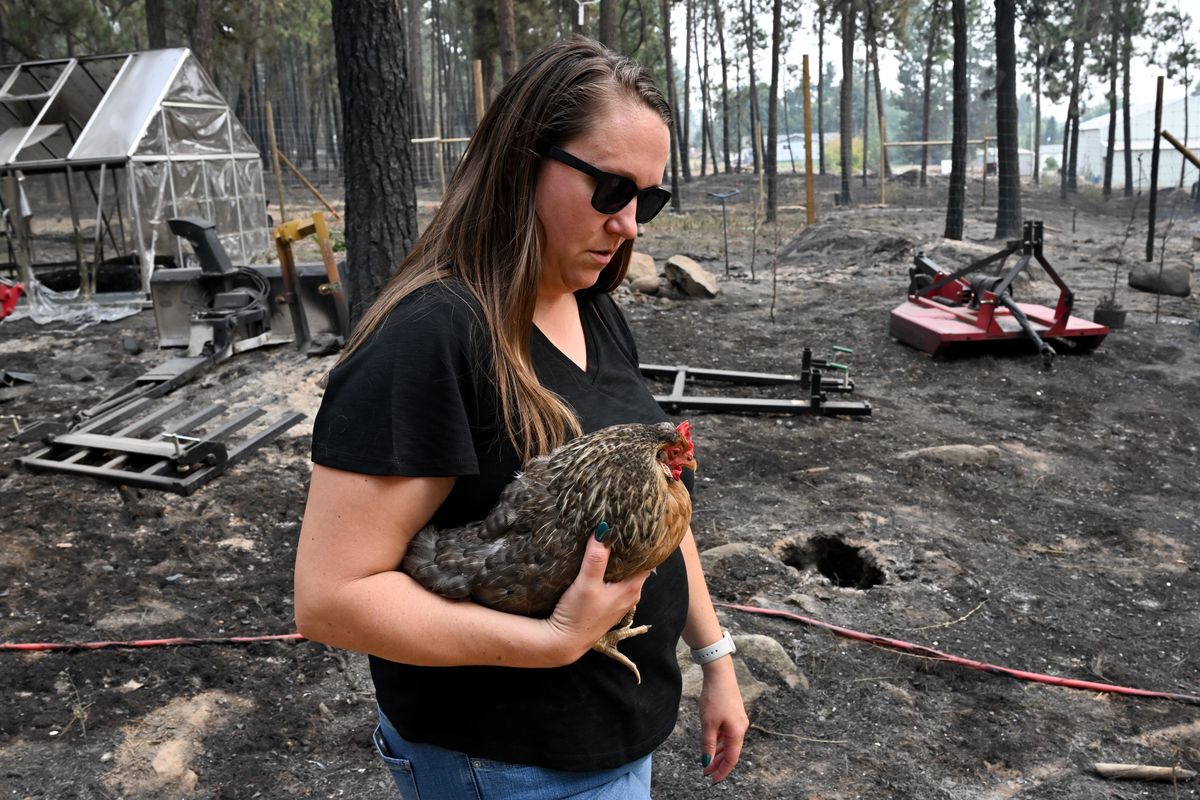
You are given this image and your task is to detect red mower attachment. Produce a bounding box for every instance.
[0,277,23,319]
[889,220,1108,366]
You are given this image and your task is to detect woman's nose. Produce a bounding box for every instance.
[604,200,639,240]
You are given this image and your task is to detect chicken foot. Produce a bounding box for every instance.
[591,607,651,684]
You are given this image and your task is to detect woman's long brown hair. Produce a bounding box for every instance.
[337,37,672,461]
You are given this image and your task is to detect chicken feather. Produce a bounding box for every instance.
[401,421,695,680]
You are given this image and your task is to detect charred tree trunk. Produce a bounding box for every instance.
[1121,6,1133,196]
[766,0,782,222]
[324,77,342,178]
[714,0,732,172]
[1033,39,1041,186]
[783,93,797,172]
[920,0,942,187]
[600,0,618,48]
[817,6,827,175]
[146,0,168,48]
[735,59,744,171]
[498,0,518,81]
[662,0,682,210]
[943,0,967,240]
[1061,11,1086,198]
[697,2,712,177]
[993,0,1021,239]
[839,0,855,205]
[192,0,215,78]
[332,0,419,321]
[307,44,322,170]
[683,0,693,182]
[235,0,263,151]
[743,0,762,175]
[1059,114,1072,199]
[1103,0,1118,197]
[401,0,429,186]
[861,48,869,186]
[870,35,890,177]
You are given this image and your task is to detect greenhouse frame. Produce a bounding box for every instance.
[0,47,269,312]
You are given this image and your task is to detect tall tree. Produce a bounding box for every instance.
[765,0,783,222]
[146,0,167,49]
[1120,0,1142,196]
[815,3,829,175]
[1020,0,1056,185]
[1102,0,1119,197]
[919,0,945,187]
[839,0,855,204]
[498,0,518,81]
[742,0,763,174]
[696,0,716,176]
[682,0,694,182]
[661,0,682,210]
[332,0,419,321]
[192,0,215,77]
[861,47,870,185]
[993,0,1021,239]
[943,0,967,239]
[1150,1,1196,187]
[863,0,899,178]
[599,0,617,48]
[713,0,733,172]
[1059,0,1094,199]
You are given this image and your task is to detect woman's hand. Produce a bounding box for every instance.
[698,658,748,784]
[542,535,650,665]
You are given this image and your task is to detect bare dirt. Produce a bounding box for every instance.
[2,172,1199,799]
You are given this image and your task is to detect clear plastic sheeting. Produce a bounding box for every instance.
[2,278,142,328]
[164,105,234,157]
[1,47,270,324]
[163,55,226,106]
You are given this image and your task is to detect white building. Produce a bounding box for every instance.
[1076,95,1199,191]
[736,133,809,170]
[938,148,1035,176]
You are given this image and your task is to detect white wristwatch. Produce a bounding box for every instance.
[690,629,736,664]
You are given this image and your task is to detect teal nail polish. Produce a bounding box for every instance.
[594,521,609,542]
[700,754,712,768]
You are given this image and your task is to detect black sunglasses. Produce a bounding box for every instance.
[545,145,671,223]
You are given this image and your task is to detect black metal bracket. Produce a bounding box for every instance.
[641,349,871,418]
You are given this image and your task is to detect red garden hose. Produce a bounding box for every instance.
[718,602,1200,707]
[0,632,305,652]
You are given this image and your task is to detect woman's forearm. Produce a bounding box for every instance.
[294,465,647,669]
[295,568,570,668]
[679,528,726,651]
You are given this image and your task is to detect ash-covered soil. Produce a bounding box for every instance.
[2,173,1198,799]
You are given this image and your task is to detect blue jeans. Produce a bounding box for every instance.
[372,707,652,800]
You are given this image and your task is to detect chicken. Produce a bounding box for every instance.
[401,420,696,682]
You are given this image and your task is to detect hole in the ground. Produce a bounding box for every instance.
[780,535,885,590]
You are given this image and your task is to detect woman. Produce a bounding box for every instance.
[294,37,747,798]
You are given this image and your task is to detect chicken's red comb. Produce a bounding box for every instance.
[675,419,693,446]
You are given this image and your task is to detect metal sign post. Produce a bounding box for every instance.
[707,189,740,276]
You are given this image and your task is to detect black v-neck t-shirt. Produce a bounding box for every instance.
[310,280,689,771]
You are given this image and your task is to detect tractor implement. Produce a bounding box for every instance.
[889,220,1108,364]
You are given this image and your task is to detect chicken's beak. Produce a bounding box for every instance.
[683,457,697,473]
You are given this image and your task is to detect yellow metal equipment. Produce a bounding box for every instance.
[273,212,350,347]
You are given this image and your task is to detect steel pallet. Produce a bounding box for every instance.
[18,395,305,495]
[641,358,872,417]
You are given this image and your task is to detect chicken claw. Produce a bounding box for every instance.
[591,607,652,684]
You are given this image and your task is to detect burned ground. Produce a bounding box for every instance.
[2,174,1198,799]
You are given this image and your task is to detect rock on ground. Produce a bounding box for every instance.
[665,255,719,298]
